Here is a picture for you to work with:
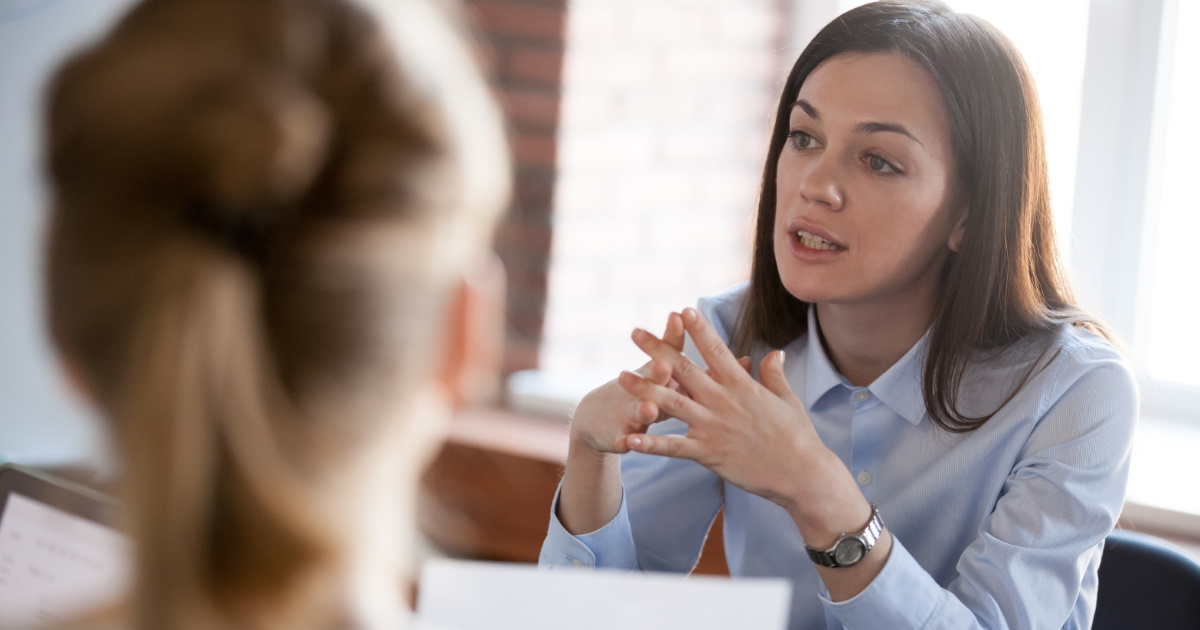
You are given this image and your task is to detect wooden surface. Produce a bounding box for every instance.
[419,408,729,574]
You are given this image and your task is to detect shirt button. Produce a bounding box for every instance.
[854,390,870,402]
[570,559,584,568]
[857,470,873,486]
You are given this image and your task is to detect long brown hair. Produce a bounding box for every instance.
[734,0,1107,432]
[43,0,508,628]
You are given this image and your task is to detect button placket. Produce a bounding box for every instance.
[848,391,882,500]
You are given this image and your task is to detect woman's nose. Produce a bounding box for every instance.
[797,155,844,210]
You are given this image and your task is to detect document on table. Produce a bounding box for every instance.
[417,559,792,630]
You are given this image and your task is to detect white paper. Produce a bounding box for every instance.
[417,559,791,630]
[0,493,130,629]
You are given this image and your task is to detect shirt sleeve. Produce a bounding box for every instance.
[538,290,739,573]
[536,422,725,572]
[822,343,1138,629]
[538,483,638,570]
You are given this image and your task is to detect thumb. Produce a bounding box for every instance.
[759,350,797,400]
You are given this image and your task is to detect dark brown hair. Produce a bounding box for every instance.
[43,0,507,628]
[734,0,1107,432]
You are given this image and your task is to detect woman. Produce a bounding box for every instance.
[540,2,1136,628]
[43,0,509,628]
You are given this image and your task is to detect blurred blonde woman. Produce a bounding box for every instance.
[42,0,509,628]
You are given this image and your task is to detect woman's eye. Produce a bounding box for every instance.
[788,130,816,150]
[867,154,899,174]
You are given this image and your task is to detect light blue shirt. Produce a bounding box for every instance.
[539,284,1138,629]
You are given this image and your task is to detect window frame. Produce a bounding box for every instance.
[1071,0,1200,422]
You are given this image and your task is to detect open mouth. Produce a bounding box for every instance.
[793,230,847,251]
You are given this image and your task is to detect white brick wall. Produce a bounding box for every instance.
[539,0,784,378]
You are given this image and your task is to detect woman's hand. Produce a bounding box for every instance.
[560,310,751,535]
[568,312,687,456]
[619,307,891,600]
[617,307,855,520]
[570,312,753,456]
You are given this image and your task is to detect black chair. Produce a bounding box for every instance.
[1094,529,1200,629]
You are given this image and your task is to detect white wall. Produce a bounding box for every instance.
[0,0,133,466]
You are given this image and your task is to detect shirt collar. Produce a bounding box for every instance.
[799,305,929,426]
[800,306,843,410]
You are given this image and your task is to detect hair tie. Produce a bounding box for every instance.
[184,199,277,263]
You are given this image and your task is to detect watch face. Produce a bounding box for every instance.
[833,538,866,566]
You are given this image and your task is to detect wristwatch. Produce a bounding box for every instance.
[804,504,885,568]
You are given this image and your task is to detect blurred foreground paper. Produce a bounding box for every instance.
[417,559,792,630]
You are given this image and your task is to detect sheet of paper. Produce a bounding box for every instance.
[0,493,129,629]
[417,559,792,630]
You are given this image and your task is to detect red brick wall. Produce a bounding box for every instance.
[463,0,568,373]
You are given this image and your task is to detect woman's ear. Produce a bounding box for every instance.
[58,354,100,410]
[948,212,967,252]
[437,255,506,408]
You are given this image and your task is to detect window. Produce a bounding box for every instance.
[1143,0,1200,400]
[1068,0,1200,424]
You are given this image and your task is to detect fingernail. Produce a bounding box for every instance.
[628,436,642,447]
[778,350,786,365]
[683,308,697,322]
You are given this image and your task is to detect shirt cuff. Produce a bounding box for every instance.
[538,482,639,570]
[819,536,943,629]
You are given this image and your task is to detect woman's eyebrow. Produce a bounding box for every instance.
[856,121,923,146]
[793,99,923,146]
[794,99,821,120]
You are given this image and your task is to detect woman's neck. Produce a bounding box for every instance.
[318,398,444,630]
[339,464,416,629]
[814,292,936,387]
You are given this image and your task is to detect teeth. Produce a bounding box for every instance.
[796,230,840,251]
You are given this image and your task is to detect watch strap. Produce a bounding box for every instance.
[804,504,884,568]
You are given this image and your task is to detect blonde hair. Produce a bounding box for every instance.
[43,0,508,627]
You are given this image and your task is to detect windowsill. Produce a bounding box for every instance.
[1123,413,1200,542]
[505,369,1200,543]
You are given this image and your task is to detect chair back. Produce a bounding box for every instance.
[1093,529,1200,630]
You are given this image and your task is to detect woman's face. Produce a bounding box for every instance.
[773,52,964,311]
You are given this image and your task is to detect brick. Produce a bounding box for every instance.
[609,169,697,213]
[660,47,777,85]
[556,126,656,172]
[552,172,612,213]
[712,3,779,44]
[618,88,704,123]
[550,218,637,261]
[563,4,623,45]
[634,4,716,46]
[511,130,558,169]
[562,49,656,90]
[557,90,618,127]
[502,339,541,372]
[469,1,567,44]
[500,88,561,130]
[506,203,552,227]
[497,221,552,251]
[506,46,565,84]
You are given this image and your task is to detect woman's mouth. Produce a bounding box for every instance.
[793,230,847,251]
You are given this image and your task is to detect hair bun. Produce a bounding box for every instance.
[190,78,330,211]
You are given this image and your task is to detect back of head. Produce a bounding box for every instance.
[43,0,509,627]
